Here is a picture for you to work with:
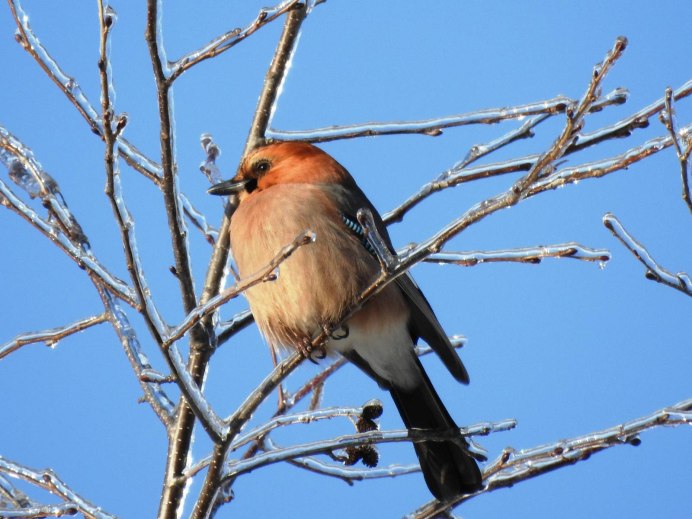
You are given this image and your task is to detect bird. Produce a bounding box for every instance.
[208,141,482,500]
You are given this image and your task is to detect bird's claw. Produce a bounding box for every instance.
[297,337,326,364]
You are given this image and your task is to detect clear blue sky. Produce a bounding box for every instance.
[1,1,690,518]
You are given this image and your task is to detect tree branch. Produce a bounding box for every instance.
[0,456,117,519]
[603,213,692,296]
[410,398,692,518]
[661,86,692,213]
[0,313,107,360]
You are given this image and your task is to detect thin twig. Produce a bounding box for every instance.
[268,96,582,142]
[8,0,162,183]
[419,243,611,266]
[410,398,692,518]
[0,456,117,519]
[216,309,254,345]
[0,314,107,360]
[661,86,692,213]
[98,0,168,338]
[603,213,692,296]
[169,0,311,82]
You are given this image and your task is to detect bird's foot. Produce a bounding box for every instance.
[297,337,326,364]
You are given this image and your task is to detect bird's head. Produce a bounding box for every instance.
[208,142,353,201]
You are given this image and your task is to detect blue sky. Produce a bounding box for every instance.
[1,1,691,518]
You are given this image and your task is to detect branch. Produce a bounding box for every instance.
[0,170,137,308]
[98,1,169,338]
[94,281,175,425]
[410,398,692,518]
[0,456,116,519]
[0,314,107,360]
[267,92,623,143]
[603,213,692,296]
[169,0,314,82]
[416,243,611,267]
[223,419,516,480]
[216,309,254,345]
[572,78,692,153]
[8,0,162,183]
[661,86,692,213]
[191,5,309,516]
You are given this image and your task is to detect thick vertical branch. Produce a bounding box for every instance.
[190,7,308,518]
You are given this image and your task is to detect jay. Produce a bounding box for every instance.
[209,141,482,500]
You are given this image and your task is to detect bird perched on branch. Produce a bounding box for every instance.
[209,141,482,500]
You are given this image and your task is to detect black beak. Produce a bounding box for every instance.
[207,178,252,196]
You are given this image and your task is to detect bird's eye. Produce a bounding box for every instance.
[253,158,271,174]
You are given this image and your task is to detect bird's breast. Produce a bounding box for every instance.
[230,183,383,347]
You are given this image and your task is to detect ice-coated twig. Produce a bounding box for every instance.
[0,456,117,519]
[603,213,692,296]
[409,398,692,518]
[0,313,107,360]
[419,243,611,267]
[572,78,692,153]
[661,87,692,213]
[528,124,692,196]
[0,177,137,307]
[216,309,254,345]
[94,283,175,424]
[146,0,199,318]
[262,436,420,484]
[383,77,690,226]
[191,7,310,516]
[98,1,168,338]
[222,419,516,480]
[169,0,312,82]
[180,193,219,245]
[9,0,162,183]
[164,230,315,349]
[199,133,223,185]
[267,90,628,143]
[0,502,79,517]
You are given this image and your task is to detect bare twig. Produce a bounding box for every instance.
[98,1,168,338]
[420,243,611,266]
[0,456,117,519]
[9,0,163,183]
[223,419,516,480]
[572,78,692,153]
[216,309,254,345]
[94,282,175,425]
[0,175,137,307]
[410,398,692,518]
[268,97,568,142]
[0,314,107,360]
[603,213,692,296]
[169,0,313,82]
[661,86,692,213]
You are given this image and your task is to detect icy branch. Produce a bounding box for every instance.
[216,309,254,345]
[9,0,162,183]
[98,1,168,338]
[180,193,219,245]
[661,86,692,213]
[94,283,175,424]
[0,456,116,519]
[0,314,107,360]
[419,243,611,267]
[0,177,137,307]
[223,419,515,479]
[603,213,692,296]
[409,399,692,518]
[268,89,628,143]
[169,0,311,82]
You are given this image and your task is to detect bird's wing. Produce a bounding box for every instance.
[332,183,469,384]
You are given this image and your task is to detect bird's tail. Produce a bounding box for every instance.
[389,357,482,501]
